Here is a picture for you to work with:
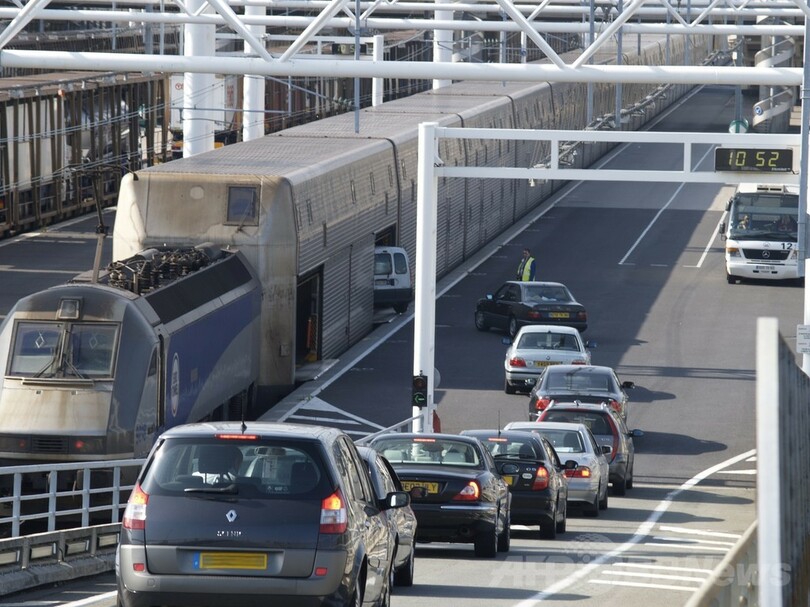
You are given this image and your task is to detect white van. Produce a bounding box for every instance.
[373,246,413,313]
[719,183,800,283]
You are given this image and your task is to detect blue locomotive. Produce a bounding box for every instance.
[0,245,261,476]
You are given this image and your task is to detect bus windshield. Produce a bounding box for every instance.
[8,321,118,379]
[728,193,798,241]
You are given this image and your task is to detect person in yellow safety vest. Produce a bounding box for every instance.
[516,248,537,281]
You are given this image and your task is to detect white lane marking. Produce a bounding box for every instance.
[515,448,757,605]
[589,579,699,591]
[718,469,757,475]
[64,592,116,606]
[602,570,707,583]
[618,144,715,267]
[650,535,737,547]
[611,562,713,573]
[657,525,741,539]
[690,210,728,269]
[645,542,728,551]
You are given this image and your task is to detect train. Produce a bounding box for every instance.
[0,33,718,478]
[113,34,717,403]
[0,245,261,488]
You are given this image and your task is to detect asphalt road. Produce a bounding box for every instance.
[0,83,800,607]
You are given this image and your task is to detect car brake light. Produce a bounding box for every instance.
[509,357,527,368]
[534,397,552,412]
[565,466,591,478]
[122,483,149,531]
[527,310,541,320]
[607,400,621,414]
[571,360,587,365]
[577,312,587,321]
[320,490,348,534]
[453,481,481,501]
[532,466,549,490]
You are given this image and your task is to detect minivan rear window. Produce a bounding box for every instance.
[141,439,331,499]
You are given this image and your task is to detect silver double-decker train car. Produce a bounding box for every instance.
[113,35,714,402]
[0,245,261,488]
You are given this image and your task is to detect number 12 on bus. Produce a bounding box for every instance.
[714,147,793,173]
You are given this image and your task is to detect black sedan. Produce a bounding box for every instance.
[461,429,572,539]
[368,433,511,558]
[474,281,588,337]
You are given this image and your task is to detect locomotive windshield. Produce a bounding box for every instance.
[8,321,118,379]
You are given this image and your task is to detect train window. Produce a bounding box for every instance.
[226,186,258,225]
[369,173,376,195]
[9,322,62,376]
[66,324,118,378]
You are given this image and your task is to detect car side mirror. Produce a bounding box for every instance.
[622,381,635,390]
[630,429,644,438]
[585,340,597,348]
[486,294,494,301]
[502,337,512,345]
[385,490,411,509]
[601,445,612,455]
[564,460,578,470]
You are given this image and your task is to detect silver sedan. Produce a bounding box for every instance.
[504,420,610,516]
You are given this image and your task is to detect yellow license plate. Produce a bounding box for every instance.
[503,475,516,486]
[549,312,569,318]
[533,361,553,367]
[401,481,439,494]
[198,552,268,570]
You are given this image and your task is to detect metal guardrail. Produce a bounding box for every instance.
[1,459,144,538]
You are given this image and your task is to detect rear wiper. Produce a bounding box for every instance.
[184,485,238,495]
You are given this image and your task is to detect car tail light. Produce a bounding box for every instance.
[533,397,553,412]
[605,417,619,463]
[453,480,481,501]
[576,311,587,322]
[532,466,550,491]
[565,466,591,478]
[527,310,541,320]
[571,359,587,365]
[320,490,348,534]
[607,399,622,414]
[122,483,149,531]
[509,357,527,368]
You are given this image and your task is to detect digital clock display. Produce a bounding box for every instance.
[714,147,793,172]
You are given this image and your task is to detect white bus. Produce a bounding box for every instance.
[720,183,800,284]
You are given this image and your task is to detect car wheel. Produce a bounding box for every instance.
[626,471,634,490]
[583,494,599,518]
[497,510,511,552]
[474,524,498,558]
[377,564,392,607]
[508,316,519,338]
[555,499,567,534]
[540,504,557,539]
[504,377,516,395]
[349,574,364,607]
[726,273,737,284]
[612,475,627,497]
[599,484,609,510]
[474,310,489,331]
[393,547,415,587]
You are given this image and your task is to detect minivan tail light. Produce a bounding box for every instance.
[320,490,348,534]
[453,481,481,501]
[122,483,149,530]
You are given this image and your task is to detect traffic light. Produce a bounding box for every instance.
[412,374,428,407]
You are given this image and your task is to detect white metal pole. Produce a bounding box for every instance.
[434,0,452,89]
[372,34,384,106]
[414,122,439,433]
[184,0,216,157]
[801,17,810,375]
[243,4,267,142]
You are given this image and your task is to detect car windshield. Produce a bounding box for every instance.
[535,430,584,453]
[519,332,578,351]
[542,411,611,436]
[141,439,329,498]
[544,369,611,392]
[524,286,569,303]
[477,437,543,461]
[373,437,481,467]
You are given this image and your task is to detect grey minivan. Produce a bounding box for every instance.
[116,421,409,607]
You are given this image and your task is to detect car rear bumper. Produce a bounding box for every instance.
[117,545,349,607]
[565,478,601,505]
[507,491,555,525]
[412,503,497,543]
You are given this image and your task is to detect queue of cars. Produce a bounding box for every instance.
[114,281,643,605]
